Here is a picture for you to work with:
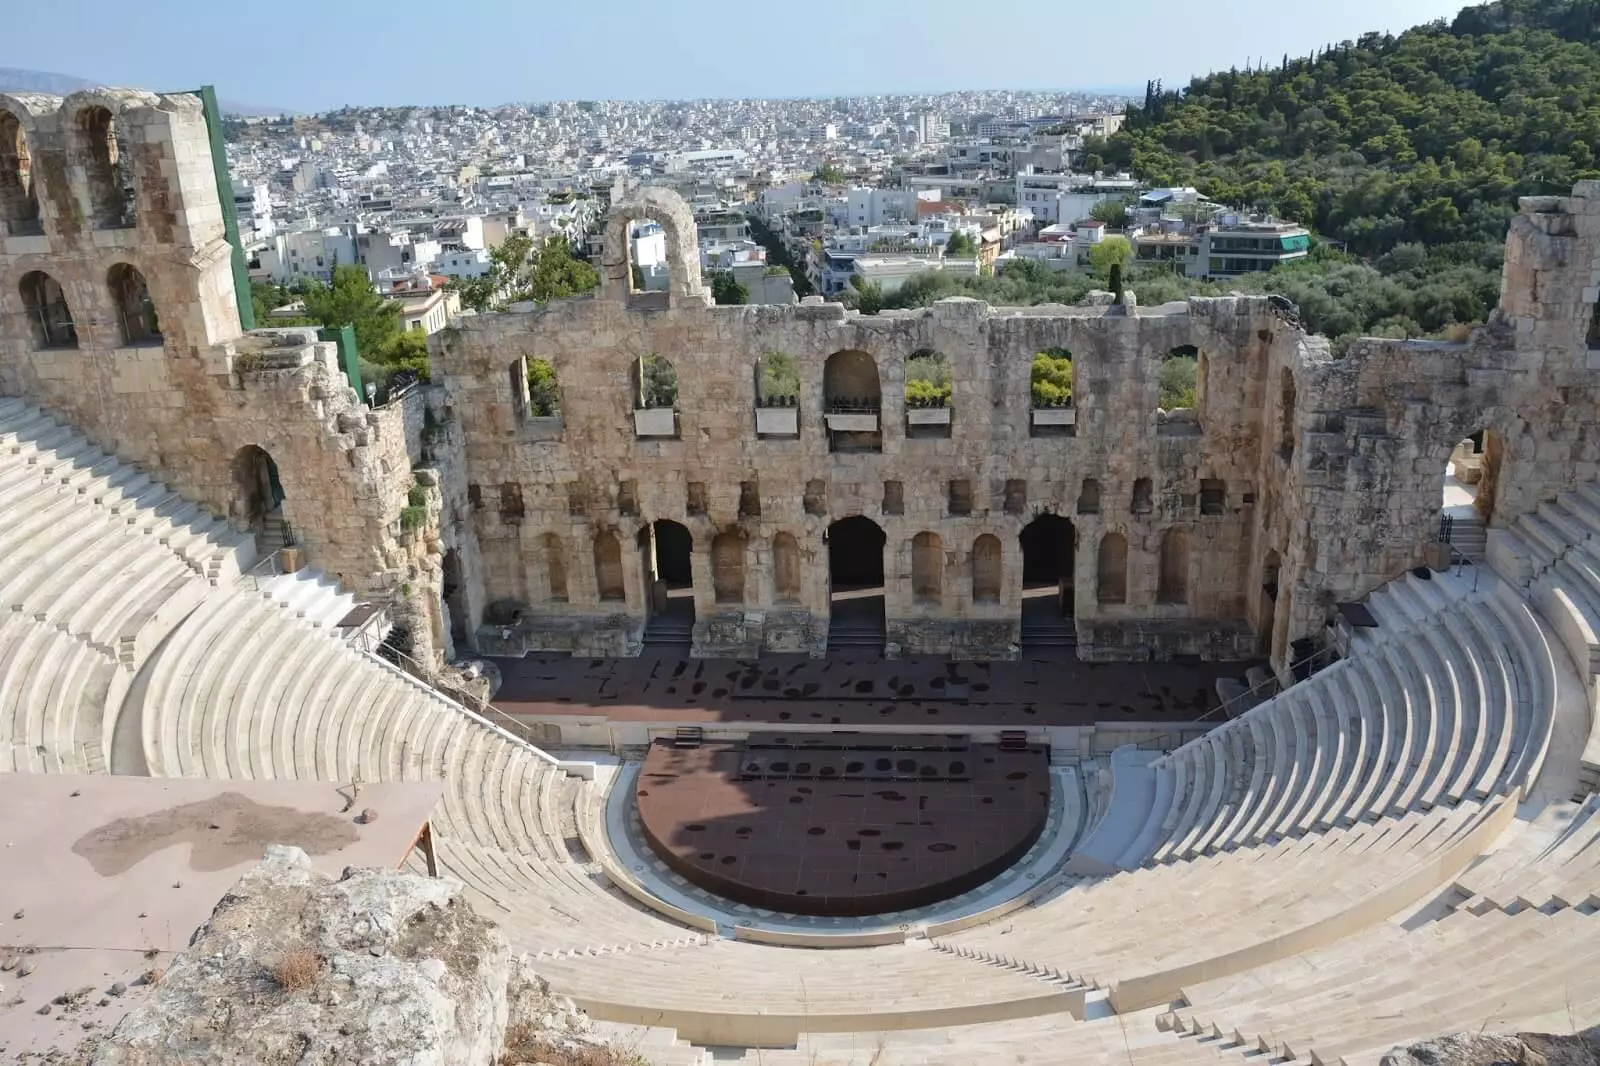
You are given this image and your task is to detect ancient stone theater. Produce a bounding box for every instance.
[5,84,1600,1064]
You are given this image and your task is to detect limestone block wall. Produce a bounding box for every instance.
[0,89,421,613]
[432,271,1276,659]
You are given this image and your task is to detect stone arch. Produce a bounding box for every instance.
[824,348,882,453]
[74,104,133,229]
[230,445,284,536]
[772,532,801,602]
[601,187,708,308]
[828,515,887,648]
[912,531,944,604]
[972,534,1002,604]
[1097,531,1128,605]
[107,263,161,347]
[1131,477,1153,515]
[1158,528,1190,605]
[711,532,746,604]
[0,109,41,236]
[593,530,625,602]
[1443,428,1503,531]
[543,532,568,601]
[1077,478,1101,515]
[19,270,77,349]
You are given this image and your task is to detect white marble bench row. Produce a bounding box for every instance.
[0,617,124,774]
[939,799,1509,1014]
[0,400,255,587]
[135,581,571,855]
[1115,574,1553,872]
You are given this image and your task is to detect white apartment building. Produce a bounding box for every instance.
[630,221,669,291]
[845,187,920,227]
[256,225,358,285]
[1015,171,1141,225]
[233,183,274,241]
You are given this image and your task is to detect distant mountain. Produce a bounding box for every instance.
[0,67,286,117]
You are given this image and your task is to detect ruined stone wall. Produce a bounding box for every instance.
[432,189,1279,660]
[0,89,420,615]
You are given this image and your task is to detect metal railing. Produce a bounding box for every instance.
[1144,642,1343,755]
[240,548,284,592]
[346,620,560,767]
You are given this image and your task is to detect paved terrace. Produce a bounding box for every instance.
[0,775,442,1062]
[489,653,1251,728]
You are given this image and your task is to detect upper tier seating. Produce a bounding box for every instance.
[1491,482,1600,792]
[1087,569,1559,874]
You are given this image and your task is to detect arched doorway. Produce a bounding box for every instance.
[1019,514,1075,648]
[638,519,694,647]
[827,515,886,651]
[1441,429,1500,562]
[231,445,287,552]
[1258,549,1281,657]
[441,548,468,654]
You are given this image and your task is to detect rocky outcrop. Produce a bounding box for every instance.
[1381,1027,1600,1066]
[92,846,509,1066]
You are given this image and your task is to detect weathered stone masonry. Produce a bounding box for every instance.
[3,85,1598,680]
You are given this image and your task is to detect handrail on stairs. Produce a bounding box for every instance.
[1144,642,1342,756]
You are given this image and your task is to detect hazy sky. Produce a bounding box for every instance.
[9,0,1475,113]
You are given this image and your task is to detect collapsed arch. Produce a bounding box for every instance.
[773,532,801,602]
[77,105,133,229]
[523,357,560,418]
[594,531,625,602]
[108,263,161,346]
[1097,532,1128,605]
[711,532,746,604]
[905,349,952,409]
[231,445,283,536]
[1158,529,1191,605]
[19,270,77,349]
[972,534,1002,604]
[912,531,944,605]
[1159,345,1198,412]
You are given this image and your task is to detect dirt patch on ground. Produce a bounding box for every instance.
[71,793,360,875]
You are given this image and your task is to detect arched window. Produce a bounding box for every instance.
[1131,478,1153,515]
[773,532,801,602]
[0,111,42,236]
[823,349,882,453]
[912,532,944,604]
[594,531,625,602]
[632,354,678,438]
[712,532,745,604]
[1030,347,1076,438]
[79,106,133,229]
[972,534,1002,604]
[19,271,77,349]
[1587,302,1600,351]
[1097,532,1128,605]
[1077,478,1101,515]
[626,218,671,295]
[905,348,952,438]
[543,533,568,602]
[1158,529,1190,605]
[107,264,161,347]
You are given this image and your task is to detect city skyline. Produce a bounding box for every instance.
[8,0,1474,114]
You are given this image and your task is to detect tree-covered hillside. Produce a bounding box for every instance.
[1093,0,1600,257]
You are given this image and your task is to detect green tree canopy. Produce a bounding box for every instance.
[1159,350,1198,410]
[1031,349,1074,408]
[812,163,847,184]
[709,270,749,305]
[944,231,978,257]
[758,351,800,404]
[300,264,401,364]
[450,234,599,312]
[1088,236,1134,279]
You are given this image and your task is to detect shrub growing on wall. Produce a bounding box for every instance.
[1031,349,1074,408]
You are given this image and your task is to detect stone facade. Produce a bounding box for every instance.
[3,82,1598,678]
[428,182,1600,671]
[0,89,431,659]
